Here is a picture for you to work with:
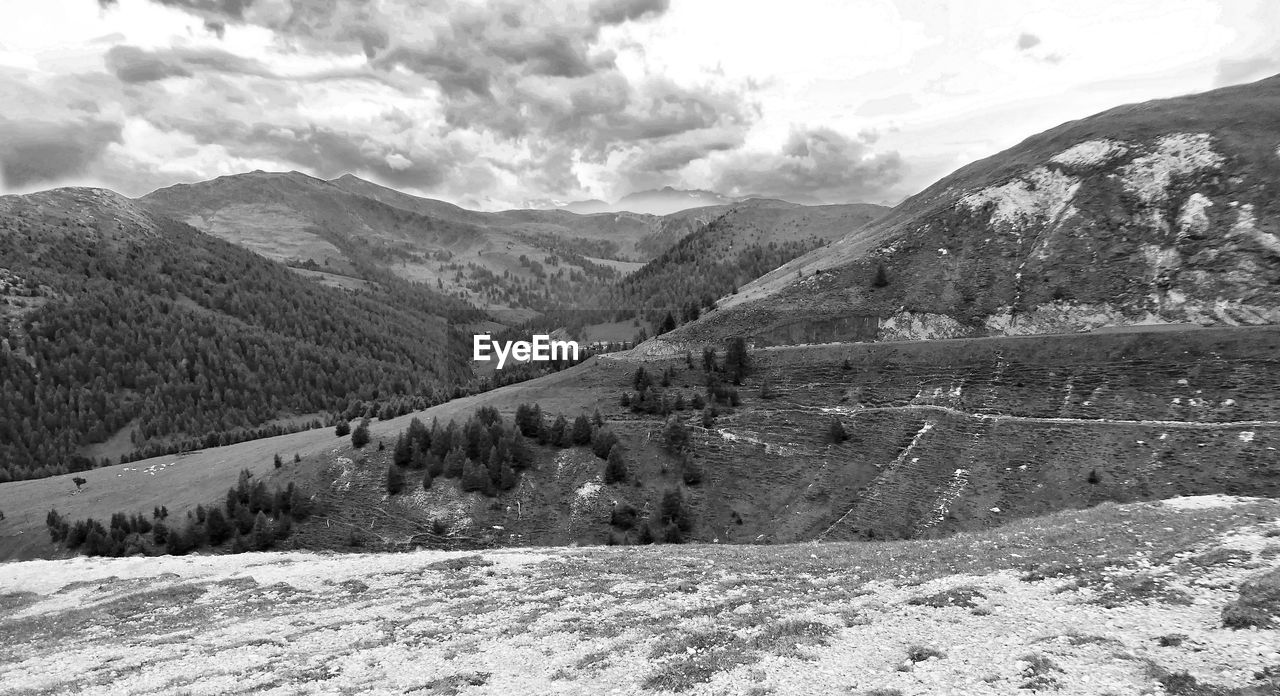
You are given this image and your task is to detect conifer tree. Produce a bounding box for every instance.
[393,432,413,468]
[351,419,371,449]
[604,445,628,484]
[443,447,466,478]
[249,511,274,551]
[571,415,594,446]
[386,463,406,495]
[829,417,848,444]
[335,419,351,437]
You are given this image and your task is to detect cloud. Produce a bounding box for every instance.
[74,0,760,205]
[589,0,669,25]
[1214,55,1280,87]
[1016,32,1041,51]
[103,45,279,84]
[0,118,123,188]
[707,126,903,204]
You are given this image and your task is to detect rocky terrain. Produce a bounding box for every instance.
[655,74,1280,352]
[2,495,1277,695]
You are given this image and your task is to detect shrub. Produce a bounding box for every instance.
[351,419,371,449]
[1222,567,1280,629]
[604,445,628,484]
[386,464,406,495]
[829,417,848,444]
[334,420,351,437]
[273,454,283,469]
[610,503,637,529]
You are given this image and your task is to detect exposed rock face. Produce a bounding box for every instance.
[666,75,1280,348]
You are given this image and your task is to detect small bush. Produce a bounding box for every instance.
[1222,567,1280,629]
[906,645,945,663]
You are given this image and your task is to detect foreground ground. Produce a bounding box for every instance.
[2,495,1278,695]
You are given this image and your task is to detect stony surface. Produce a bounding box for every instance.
[2,496,1277,695]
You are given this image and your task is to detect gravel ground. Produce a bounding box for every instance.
[0,495,1277,696]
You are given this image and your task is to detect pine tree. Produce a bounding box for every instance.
[206,507,232,545]
[571,415,594,446]
[632,367,652,392]
[658,312,676,334]
[549,415,569,448]
[393,432,413,468]
[662,416,690,453]
[691,393,706,410]
[407,417,429,451]
[386,463,406,495]
[592,409,604,429]
[273,453,283,469]
[351,419,371,449]
[829,417,848,444]
[604,444,628,484]
[591,428,619,459]
[444,446,466,478]
[702,347,717,372]
[724,337,750,384]
[335,419,351,437]
[461,458,491,494]
[872,263,889,288]
[249,511,274,551]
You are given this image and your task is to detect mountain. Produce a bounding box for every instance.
[140,172,694,322]
[559,187,735,215]
[0,187,473,482]
[596,201,889,334]
[652,74,1280,351]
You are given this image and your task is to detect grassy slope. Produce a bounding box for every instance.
[1,496,1277,695]
[6,324,1280,563]
[667,73,1280,348]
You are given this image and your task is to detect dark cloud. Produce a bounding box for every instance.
[589,0,669,25]
[104,45,272,82]
[88,0,758,202]
[709,127,903,204]
[104,45,192,82]
[0,118,123,188]
[1016,32,1041,50]
[149,0,255,19]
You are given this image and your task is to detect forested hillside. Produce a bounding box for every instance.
[525,201,888,340]
[0,188,476,482]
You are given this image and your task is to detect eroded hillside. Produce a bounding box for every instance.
[657,74,1280,351]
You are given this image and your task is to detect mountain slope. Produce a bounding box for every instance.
[3,496,1277,695]
[142,172,694,320]
[658,74,1280,350]
[0,188,472,482]
[601,200,889,333]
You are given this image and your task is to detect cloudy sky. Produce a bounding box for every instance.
[1,0,1277,210]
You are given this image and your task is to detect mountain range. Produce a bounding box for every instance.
[4,74,1280,566]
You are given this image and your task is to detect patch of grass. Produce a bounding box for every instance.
[420,671,490,695]
[1186,548,1252,569]
[906,645,945,663]
[427,555,495,572]
[748,618,835,658]
[642,629,756,692]
[1091,573,1192,608]
[1019,653,1064,691]
[906,585,985,609]
[1221,567,1280,629]
[0,591,40,613]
